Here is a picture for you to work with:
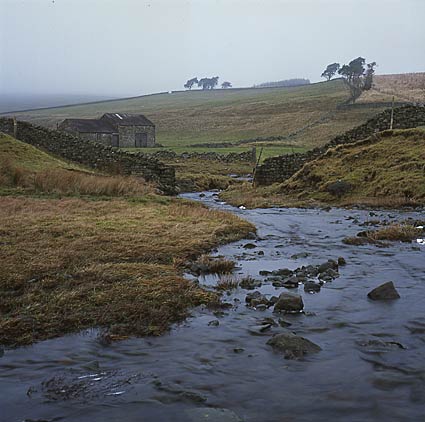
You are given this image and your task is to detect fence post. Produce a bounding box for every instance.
[389,96,395,130]
[13,116,18,138]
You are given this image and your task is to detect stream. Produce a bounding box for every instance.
[1,192,425,422]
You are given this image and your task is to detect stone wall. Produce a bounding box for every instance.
[0,118,176,194]
[149,148,256,163]
[254,105,425,186]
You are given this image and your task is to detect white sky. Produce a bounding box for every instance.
[1,0,424,97]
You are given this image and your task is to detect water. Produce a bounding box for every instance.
[1,192,424,422]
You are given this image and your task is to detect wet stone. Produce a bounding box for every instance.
[337,256,347,266]
[243,243,257,249]
[273,268,293,277]
[208,320,220,327]
[304,282,321,293]
[245,291,268,306]
[267,331,322,359]
[274,292,304,313]
[368,281,400,300]
[248,324,272,335]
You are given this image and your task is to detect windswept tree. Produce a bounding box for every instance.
[221,81,232,89]
[338,57,377,102]
[198,76,219,90]
[363,61,377,91]
[184,77,198,90]
[321,63,340,81]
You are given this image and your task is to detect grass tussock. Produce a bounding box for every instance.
[343,223,423,246]
[0,196,254,346]
[195,254,236,274]
[0,160,155,196]
[215,276,240,291]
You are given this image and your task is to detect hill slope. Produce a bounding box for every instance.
[0,132,86,171]
[222,129,425,208]
[4,80,392,149]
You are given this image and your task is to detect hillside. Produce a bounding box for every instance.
[221,129,425,208]
[4,80,392,150]
[362,72,425,104]
[0,132,86,172]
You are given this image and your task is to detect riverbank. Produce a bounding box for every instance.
[1,191,424,422]
[221,129,425,209]
[0,195,254,346]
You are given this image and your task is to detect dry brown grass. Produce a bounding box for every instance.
[0,196,254,346]
[196,254,236,274]
[368,224,422,242]
[343,224,422,246]
[215,275,240,291]
[0,161,155,196]
[361,73,425,103]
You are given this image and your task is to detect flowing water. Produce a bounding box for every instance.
[1,192,425,422]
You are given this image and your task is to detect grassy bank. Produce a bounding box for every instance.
[0,132,255,346]
[221,129,425,208]
[0,196,254,346]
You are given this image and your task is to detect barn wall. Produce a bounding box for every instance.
[118,125,155,148]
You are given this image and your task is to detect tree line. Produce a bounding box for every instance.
[321,57,376,102]
[184,77,232,90]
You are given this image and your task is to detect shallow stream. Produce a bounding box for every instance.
[1,192,425,422]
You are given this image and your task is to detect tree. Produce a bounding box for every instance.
[184,77,198,90]
[221,81,232,89]
[363,62,377,91]
[338,57,376,102]
[198,76,219,90]
[321,63,340,81]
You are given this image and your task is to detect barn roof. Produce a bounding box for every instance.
[101,113,155,126]
[61,118,115,133]
[60,113,154,133]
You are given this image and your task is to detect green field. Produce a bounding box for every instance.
[6,80,391,151]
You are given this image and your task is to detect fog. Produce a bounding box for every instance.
[1,0,424,99]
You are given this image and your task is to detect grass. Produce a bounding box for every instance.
[0,132,87,172]
[0,132,256,346]
[221,129,425,208]
[343,223,423,246]
[0,132,155,197]
[195,255,236,274]
[0,196,254,346]
[361,72,425,104]
[5,79,390,149]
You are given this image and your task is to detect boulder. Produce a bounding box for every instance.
[367,281,400,300]
[274,292,304,313]
[304,282,321,293]
[267,332,321,359]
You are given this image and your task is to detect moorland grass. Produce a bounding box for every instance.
[0,196,254,346]
[221,129,425,209]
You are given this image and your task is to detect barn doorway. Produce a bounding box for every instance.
[112,134,119,147]
[135,132,148,147]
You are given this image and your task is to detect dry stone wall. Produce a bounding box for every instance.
[0,118,176,194]
[254,105,425,186]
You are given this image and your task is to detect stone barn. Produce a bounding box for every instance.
[58,113,155,148]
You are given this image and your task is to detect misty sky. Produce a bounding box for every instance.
[1,0,424,98]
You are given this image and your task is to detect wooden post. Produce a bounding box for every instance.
[389,95,395,130]
[13,116,17,138]
[252,147,263,186]
[251,147,257,165]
